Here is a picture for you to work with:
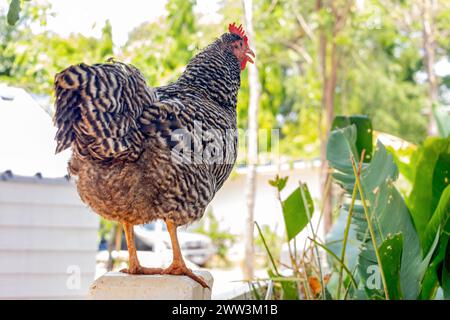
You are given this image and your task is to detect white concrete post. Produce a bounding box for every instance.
[89,271,213,300]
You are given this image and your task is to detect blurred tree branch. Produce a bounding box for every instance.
[419,0,439,135]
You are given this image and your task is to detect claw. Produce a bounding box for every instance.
[120,266,164,275]
[162,264,210,289]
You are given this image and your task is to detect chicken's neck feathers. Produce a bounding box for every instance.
[169,39,242,110]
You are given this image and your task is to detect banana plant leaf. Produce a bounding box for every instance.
[387,136,450,299]
[327,125,438,299]
[326,208,360,271]
[423,185,450,254]
[442,241,450,299]
[408,137,450,246]
[420,234,449,299]
[332,115,373,163]
[419,186,450,299]
[378,233,403,300]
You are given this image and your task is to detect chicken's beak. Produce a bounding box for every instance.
[246,48,255,64]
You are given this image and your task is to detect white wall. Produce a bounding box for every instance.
[209,161,322,239]
[0,85,71,178]
[0,179,99,299]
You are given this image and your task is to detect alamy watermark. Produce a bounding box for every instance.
[366,265,382,290]
[66,265,81,290]
[169,120,280,165]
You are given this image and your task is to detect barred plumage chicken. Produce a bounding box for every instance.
[53,23,254,287]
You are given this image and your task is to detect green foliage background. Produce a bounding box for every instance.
[1,0,450,160]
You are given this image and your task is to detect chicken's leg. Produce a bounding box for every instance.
[120,222,163,275]
[162,219,209,288]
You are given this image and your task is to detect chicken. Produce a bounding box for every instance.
[53,23,255,288]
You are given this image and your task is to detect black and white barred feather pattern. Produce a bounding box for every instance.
[53,61,157,162]
[52,32,244,225]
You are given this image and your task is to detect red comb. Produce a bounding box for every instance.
[228,23,248,43]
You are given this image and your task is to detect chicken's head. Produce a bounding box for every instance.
[223,23,255,71]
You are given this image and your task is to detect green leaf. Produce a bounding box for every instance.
[282,183,314,241]
[7,0,21,26]
[332,115,373,162]
[327,124,359,175]
[327,124,433,299]
[408,137,450,243]
[420,235,449,299]
[423,185,450,253]
[386,143,418,185]
[326,208,360,271]
[378,233,404,300]
[268,175,288,192]
[442,240,450,300]
[332,115,351,129]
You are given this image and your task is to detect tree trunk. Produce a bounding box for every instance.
[420,0,438,136]
[321,42,339,235]
[316,0,333,235]
[317,0,350,234]
[243,0,261,280]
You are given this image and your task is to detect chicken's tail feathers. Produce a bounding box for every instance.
[53,69,82,154]
[53,61,157,162]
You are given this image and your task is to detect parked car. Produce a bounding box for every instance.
[99,221,216,267]
[134,221,216,266]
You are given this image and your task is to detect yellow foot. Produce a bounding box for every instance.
[162,262,210,289]
[120,266,163,275]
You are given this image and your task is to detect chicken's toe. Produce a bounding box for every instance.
[120,266,163,275]
[162,264,210,289]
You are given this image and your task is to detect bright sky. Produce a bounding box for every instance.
[12,0,448,75]
[36,0,222,46]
